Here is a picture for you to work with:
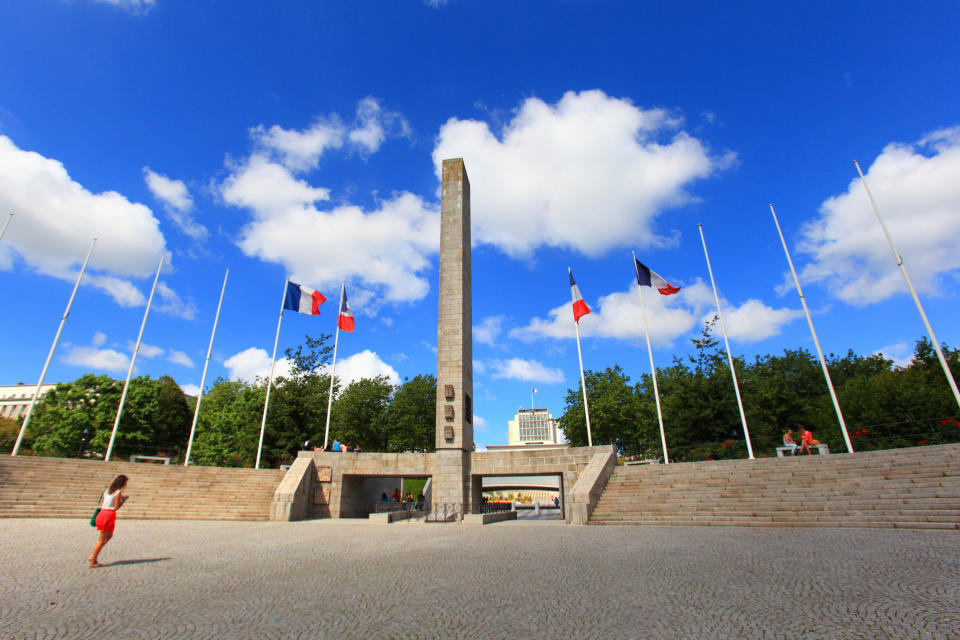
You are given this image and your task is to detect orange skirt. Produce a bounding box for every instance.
[95,509,116,533]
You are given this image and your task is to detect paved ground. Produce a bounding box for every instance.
[3,519,958,639]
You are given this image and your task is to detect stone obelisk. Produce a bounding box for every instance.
[434,158,473,510]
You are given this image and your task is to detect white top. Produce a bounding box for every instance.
[100,489,121,510]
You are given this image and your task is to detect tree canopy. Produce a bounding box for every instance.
[560,323,960,461]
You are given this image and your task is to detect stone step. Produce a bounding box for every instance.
[0,457,286,521]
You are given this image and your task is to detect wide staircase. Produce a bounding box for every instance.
[590,443,960,529]
[0,456,285,521]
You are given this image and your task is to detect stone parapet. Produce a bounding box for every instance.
[270,455,315,521]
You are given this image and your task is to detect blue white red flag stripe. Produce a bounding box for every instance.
[338,286,355,332]
[283,281,327,315]
[569,269,591,323]
[635,259,681,295]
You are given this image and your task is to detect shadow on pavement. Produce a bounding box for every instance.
[105,557,172,567]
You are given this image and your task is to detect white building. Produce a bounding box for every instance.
[0,383,56,420]
[487,407,566,450]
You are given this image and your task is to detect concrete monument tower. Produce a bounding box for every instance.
[433,158,473,508]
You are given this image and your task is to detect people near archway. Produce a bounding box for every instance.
[405,490,414,503]
[783,429,799,456]
[352,444,361,452]
[416,492,425,510]
[391,488,402,502]
[380,492,388,502]
[332,438,341,452]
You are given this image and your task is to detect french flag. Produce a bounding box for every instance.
[635,259,681,295]
[338,286,355,332]
[569,269,591,323]
[283,281,327,315]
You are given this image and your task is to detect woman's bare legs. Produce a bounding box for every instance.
[88,531,112,567]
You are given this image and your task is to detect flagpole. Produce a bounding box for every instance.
[322,281,345,450]
[0,213,12,242]
[573,319,593,447]
[12,238,96,456]
[633,252,669,464]
[696,225,754,459]
[256,278,288,469]
[770,204,854,453]
[105,255,164,463]
[854,160,960,410]
[184,268,229,466]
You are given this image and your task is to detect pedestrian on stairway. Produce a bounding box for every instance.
[88,474,129,568]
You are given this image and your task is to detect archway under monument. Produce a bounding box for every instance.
[269,159,615,524]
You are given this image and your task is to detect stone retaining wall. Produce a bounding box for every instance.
[271,445,616,523]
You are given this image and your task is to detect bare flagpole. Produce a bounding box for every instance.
[0,213,12,242]
[696,225,754,459]
[854,160,960,410]
[12,238,96,456]
[105,255,164,462]
[322,281,345,450]
[573,315,593,447]
[184,268,229,466]
[256,279,289,469]
[633,252,669,464]
[770,203,853,453]
[770,204,854,453]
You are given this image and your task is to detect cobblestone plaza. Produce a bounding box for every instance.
[4,519,958,639]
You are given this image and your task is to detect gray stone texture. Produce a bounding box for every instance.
[435,157,473,452]
[271,446,615,522]
[5,518,959,639]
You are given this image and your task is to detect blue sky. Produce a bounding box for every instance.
[2,1,959,448]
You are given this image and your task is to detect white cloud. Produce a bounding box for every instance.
[223,347,294,383]
[92,331,107,346]
[432,90,733,258]
[473,360,486,375]
[251,120,345,173]
[348,97,411,154]
[473,414,488,432]
[250,97,409,172]
[94,0,155,13]
[489,358,564,384]
[513,280,799,345]
[222,158,438,305]
[136,342,165,359]
[143,167,207,240]
[225,345,400,389]
[798,126,960,305]
[0,136,195,314]
[143,168,192,212]
[179,383,201,397]
[474,316,504,346]
[154,281,197,320]
[874,342,913,368]
[323,350,401,388]
[167,350,195,368]
[704,299,803,343]
[62,345,129,372]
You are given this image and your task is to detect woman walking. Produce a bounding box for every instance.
[88,474,129,568]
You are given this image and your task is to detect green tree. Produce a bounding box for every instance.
[330,376,393,451]
[559,365,641,450]
[0,415,26,452]
[190,378,266,467]
[385,374,436,452]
